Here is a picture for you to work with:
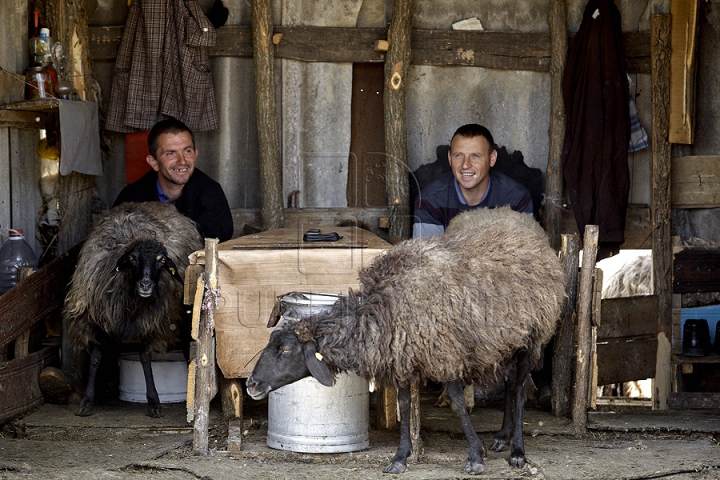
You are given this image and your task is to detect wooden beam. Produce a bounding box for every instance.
[572,225,598,434]
[410,30,550,70]
[552,233,579,417]
[544,0,568,251]
[383,0,413,244]
[651,13,672,411]
[275,26,385,63]
[252,0,283,230]
[668,0,699,144]
[88,25,650,73]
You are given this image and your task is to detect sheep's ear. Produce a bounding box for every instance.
[303,342,334,387]
[164,256,183,283]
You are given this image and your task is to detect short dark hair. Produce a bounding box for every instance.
[451,124,496,152]
[147,118,196,158]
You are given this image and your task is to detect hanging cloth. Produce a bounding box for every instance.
[561,0,630,252]
[627,75,649,152]
[106,0,219,132]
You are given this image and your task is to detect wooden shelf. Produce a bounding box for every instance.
[0,99,56,129]
[1,98,59,112]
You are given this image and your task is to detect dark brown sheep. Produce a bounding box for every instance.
[64,202,203,417]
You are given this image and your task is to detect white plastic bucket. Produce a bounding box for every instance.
[118,351,188,403]
[267,372,370,453]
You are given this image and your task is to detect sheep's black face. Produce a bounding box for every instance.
[246,326,311,400]
[117,239,177,298]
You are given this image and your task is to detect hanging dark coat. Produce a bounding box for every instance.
[562,0,630,252]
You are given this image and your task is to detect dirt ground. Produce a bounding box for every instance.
[1,390,719,480]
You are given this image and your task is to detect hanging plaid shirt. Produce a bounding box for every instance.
[106,0,219,132]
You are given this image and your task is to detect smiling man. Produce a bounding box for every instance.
[412,123,533,238]
[113,118,234,242]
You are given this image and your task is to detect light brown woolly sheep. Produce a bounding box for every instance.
[65,202,203,417]
[246,206,566,475]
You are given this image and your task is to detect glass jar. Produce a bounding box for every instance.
[25,64,57,99]
[25,66,51,99]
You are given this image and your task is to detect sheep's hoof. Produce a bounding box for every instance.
[75,403,93,417]
[508,452,526,469]
[382,461,407,474]
[462,461,485,475]
[147,405,163,418]
[490,438,509,452]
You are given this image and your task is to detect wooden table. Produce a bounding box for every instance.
[206,225,391,379]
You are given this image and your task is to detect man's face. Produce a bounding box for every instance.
[448,134,497,201]
[147,131,197,186]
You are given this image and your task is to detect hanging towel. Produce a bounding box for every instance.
[58,100,103,176]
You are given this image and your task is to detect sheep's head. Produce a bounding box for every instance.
[246,320,335,400]
[116,238,182,298]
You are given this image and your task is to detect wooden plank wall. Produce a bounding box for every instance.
[597,296,659,386]
[88,26,651,74]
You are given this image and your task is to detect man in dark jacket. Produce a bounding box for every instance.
[413,123,533,238]
[114,118,234,242]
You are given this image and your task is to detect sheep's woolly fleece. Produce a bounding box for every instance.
[64,202,203,353]
[299,206,567,390]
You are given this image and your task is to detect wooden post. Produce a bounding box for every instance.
[589,268,603,410]
[376,387,397,429]
[552,233,579,417]
[651,14,672,410]
[572,225,598,433]
[192,238,219,455]
[668,0,699,144]
[383,0,414,244]
[222,375,244,454]
[544,0,568,251]
[252,0,284,230]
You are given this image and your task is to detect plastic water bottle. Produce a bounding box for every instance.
[0,229,38,295]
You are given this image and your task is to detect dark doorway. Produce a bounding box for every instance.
[347,63,386,207]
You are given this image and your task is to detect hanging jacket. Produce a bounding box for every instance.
[106,0,219,132]
[561,0,630,248]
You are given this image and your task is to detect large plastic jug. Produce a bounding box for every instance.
[0,229,39,295]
